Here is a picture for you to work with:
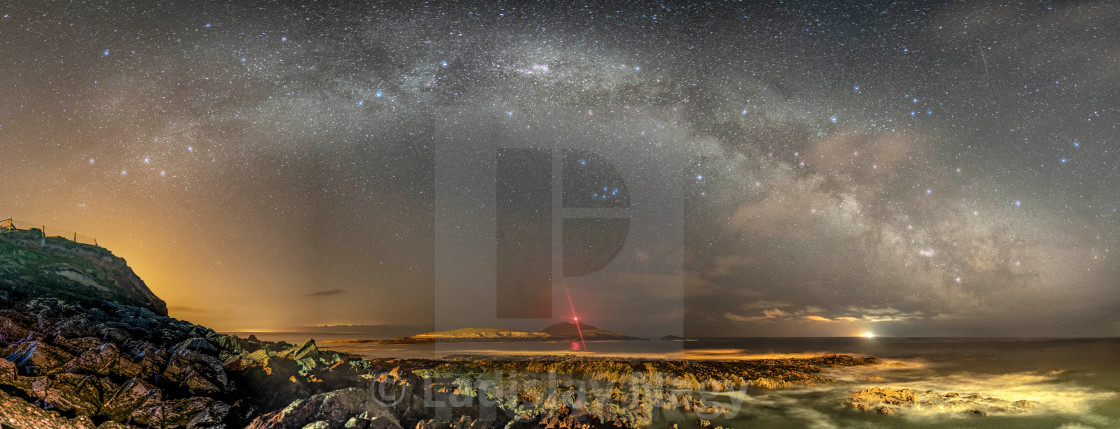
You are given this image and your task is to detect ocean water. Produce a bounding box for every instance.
[243,335,1120,428]
[677,338,1120,429]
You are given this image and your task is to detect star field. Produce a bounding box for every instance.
[0,1,1117,336]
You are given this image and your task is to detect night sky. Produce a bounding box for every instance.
[2,1,1118,337]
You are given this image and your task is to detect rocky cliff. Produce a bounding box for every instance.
[0,230,402,428]
[0,229,167,316]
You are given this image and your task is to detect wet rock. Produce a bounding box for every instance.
[35,372,119,417]
[0,357,16,383]
[278,339,322,375]
[0,388,99,429]
[747,377,790,389]
[66,342,142,378]
[172,337,219,355]
[845,386,1038,418]
[847,387,916,406]
[100,377,163,422]
[132,396,231,428]
[137,347,170,378]
[248,387,403,429]
[3,340,75,375]
[0,315,31,342]
[1012,399,1036,410]
[54,336,102,353]
[163,350,231,395]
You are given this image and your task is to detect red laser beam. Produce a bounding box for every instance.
[564,285,587,351]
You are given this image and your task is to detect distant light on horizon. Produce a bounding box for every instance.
[860,332,874,338]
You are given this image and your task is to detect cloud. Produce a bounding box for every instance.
[728,305,926,325]
[724,308,790,322]
[305,289,346,297]
[168,305,210,314]
[745,300,792,309]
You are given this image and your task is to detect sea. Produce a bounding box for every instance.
[232,334,1120,428]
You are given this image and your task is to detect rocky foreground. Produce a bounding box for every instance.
[0,295,882,429]
[0,230,885,428]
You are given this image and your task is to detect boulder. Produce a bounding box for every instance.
[131,396,231,428]
[3,340,75,375]
[248,387,403,429]
[66,342,142,378]
[279,339,322,375]
[35,373,119,417]
[100,377,163,422]
[0,388,99,429]
[0,357,15,383]
[163,350,232,395]
[172,337,219,356]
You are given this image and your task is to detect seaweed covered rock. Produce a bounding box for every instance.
[844,387,1038,417]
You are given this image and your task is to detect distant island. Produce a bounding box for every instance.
[364,321,647,344]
